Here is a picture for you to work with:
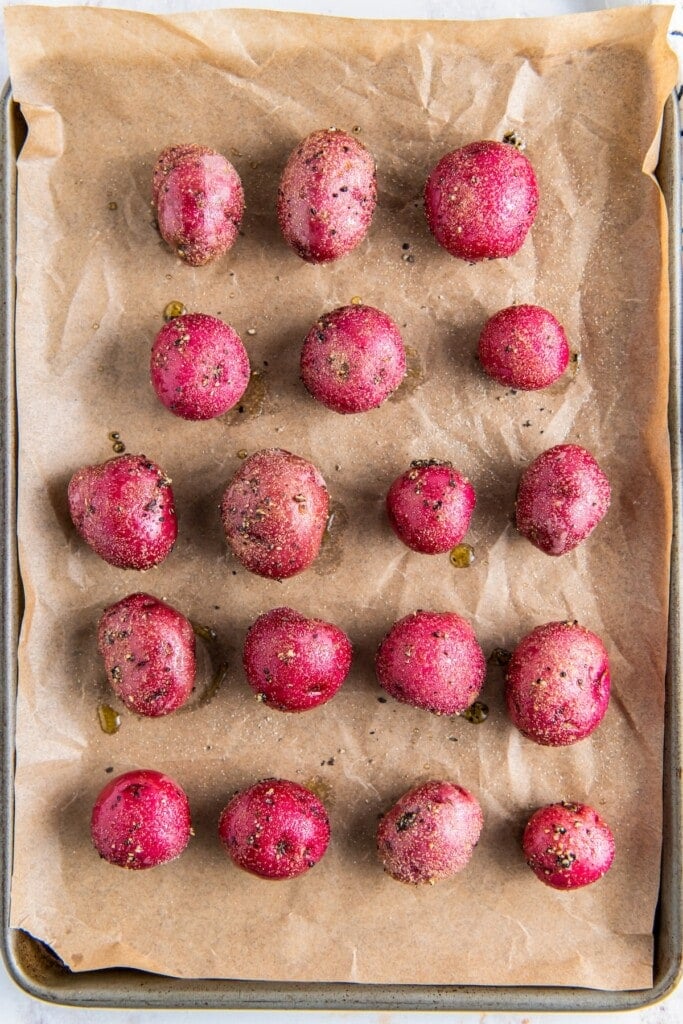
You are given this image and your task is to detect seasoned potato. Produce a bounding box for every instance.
[151,312,250,421]
[386,460,475,554]
[523,801,615,889]
[91,769,192,870]
[218,778,330,880]
[277,128,376,263]
[300,303,406,414]
[515,444,611,556]
[220,449,329,580]
[243,606,352,712]
[68,454,177,570]
[505,620,611,746]
[478,304,569,390]
[424,140,538,261]
[377,780,483,884]
[152,143,244,265]
[98,593,196,717]
[375,610,486,716]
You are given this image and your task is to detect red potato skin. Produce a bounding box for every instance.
[220,448,329,580]
[377,780,483,884]
[67,454,178,570]
[277,128,377,263]
[478,304,569,391]
[90,769,192,869]
[515,444,611,556]
[505,620,611,746]
[386,460,475,554]
[151,313,250,421]
[375,610,486,716]
[300,304,406,414]
[98,593,196,717]
[523,801,615,889]
[424,140,538,262]
[152,144,244,266]
[243,606,352,712]
[218,778,330,879]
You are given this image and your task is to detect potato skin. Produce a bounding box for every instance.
[152,143,244,266]
[98,593,196,717]
[218,778,330,879]
[515,444,611,556]
[375,610,486,716]
[91,769,192,869]
[277,128,376,263]
[505,620,611,746]
[67,454,178,570]
[424,140,538,261]
[220,449,329,580]
[151,313,250,421]
[300,304,406,414]
[386,460,475,554]
[523,801,615,889]
[377,780,483,884]
[243,606,352,712]
[478,304,569,390]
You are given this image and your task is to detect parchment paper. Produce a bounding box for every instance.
[4,3,678,991]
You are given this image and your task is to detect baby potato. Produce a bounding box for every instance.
[375,610,486,716]
[277,128,376,263]
[152,143,244,266]
[424,139,538,262]
[505,620,611,747]
[151,312,250,421]
[98,593,196,718]
[242,606,352,712]
[218,778,331,880]
[91,769,192,870]
[67,453,177,570]
[377,780,483,885]
[515,444,611,556]
[300,303,406,414]
[220,448,329,580]
[523,801,615,889]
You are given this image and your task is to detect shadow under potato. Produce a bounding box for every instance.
[47,471,76,543]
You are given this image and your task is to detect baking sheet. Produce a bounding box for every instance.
[4,3,678,990]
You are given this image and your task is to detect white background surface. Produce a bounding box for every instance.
[1,0,682,1020]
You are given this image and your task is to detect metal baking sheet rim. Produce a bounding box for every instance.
[0,80,680,1013]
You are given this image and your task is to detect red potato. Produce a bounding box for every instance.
[424,140,538,262]
[505,620,611,746]
[98,593,196,717]
[523,801,615,890]
[300,304,406,414]
[91,769,192,869]
[377,780,483,884]
[152,144,244,266]
[220,448,329,580]
[151,312,250,421]
[386,460,475,554]
[515,444,611,556]
[68,454,177,570]
[277,128,377,263]
[218,778,330,879]
[478,304,570,390]
[243,606,352,712]
[375,610,486,716]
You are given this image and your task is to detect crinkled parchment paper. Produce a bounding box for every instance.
[4,3,678,990]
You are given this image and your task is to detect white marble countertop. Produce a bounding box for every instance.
[1,0,682,1020]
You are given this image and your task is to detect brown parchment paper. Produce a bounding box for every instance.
[4,3,678,991]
